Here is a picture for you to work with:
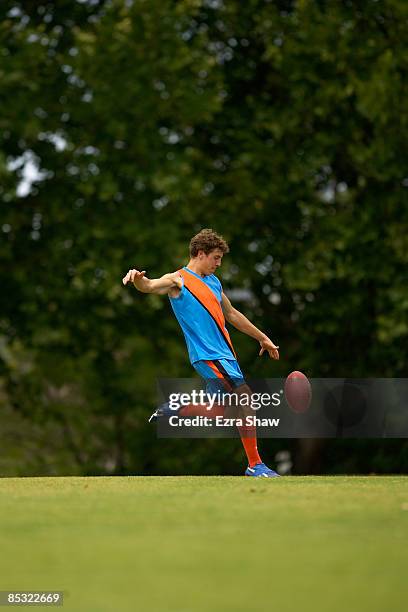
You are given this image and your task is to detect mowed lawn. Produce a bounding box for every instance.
[0,476,407,612]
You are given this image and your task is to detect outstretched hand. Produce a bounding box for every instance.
[259,337,280,360]
[122,269,147,287]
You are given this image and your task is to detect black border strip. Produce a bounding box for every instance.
[212,359,236,390]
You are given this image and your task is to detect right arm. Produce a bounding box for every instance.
[122,269,182,295]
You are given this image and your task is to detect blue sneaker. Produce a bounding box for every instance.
[245,463,280,478]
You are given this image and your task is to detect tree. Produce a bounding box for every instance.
[1,0,407,475]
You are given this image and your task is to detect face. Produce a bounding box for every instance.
[197,248,224,275]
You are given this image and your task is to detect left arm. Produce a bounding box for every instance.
[221,292,279,360]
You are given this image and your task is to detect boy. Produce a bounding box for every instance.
[122,229,280,477]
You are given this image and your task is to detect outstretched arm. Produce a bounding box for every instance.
[122,269,182,295]
[221,292,279,360]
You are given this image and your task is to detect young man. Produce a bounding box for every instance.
[122,229,280,477]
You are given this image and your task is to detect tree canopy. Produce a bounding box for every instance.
[1,0,407,475]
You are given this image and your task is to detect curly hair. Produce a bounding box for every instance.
[189,229,230,257]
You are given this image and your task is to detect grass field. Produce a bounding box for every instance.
[0,476,407,612]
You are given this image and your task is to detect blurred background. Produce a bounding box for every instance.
[1,0,407,477]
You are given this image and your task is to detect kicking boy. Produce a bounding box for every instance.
[122,229,280,477]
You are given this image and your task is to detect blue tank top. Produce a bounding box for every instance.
[169,267,235,364]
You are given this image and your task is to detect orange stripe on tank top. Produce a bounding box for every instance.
[179,269,236,358]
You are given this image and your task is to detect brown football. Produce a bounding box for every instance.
[284,371,312,413]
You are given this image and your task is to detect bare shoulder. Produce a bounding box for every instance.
[159,270,182,297]
[165,271,183,287]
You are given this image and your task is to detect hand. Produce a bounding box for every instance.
[122,269,147,289]
[259,337,279,360]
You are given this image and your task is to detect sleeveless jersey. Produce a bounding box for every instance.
[169,267,236,364]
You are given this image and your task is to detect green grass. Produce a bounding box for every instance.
[0,476,407,611]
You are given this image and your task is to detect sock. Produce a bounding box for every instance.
[238,425,262,467]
